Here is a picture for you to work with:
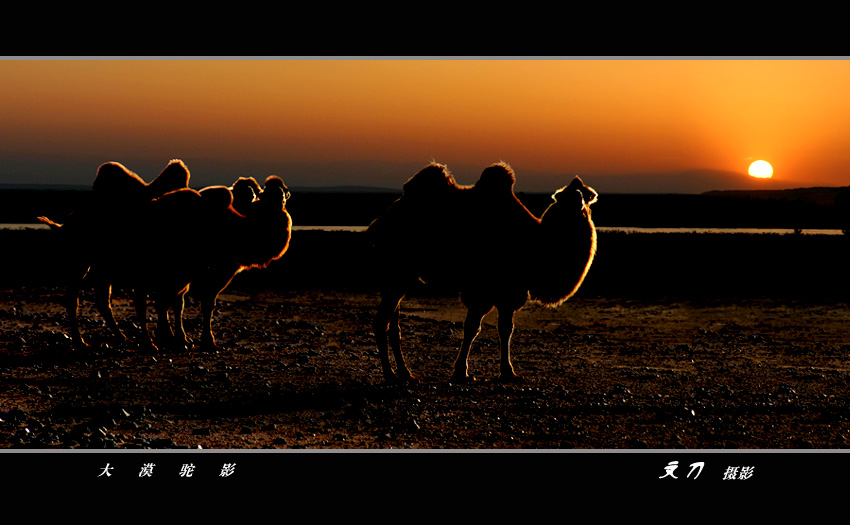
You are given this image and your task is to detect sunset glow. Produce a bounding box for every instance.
[2,58,850,193]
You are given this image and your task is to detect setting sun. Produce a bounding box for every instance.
[748,160,774,179]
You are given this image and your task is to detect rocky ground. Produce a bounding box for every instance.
[3,283,850,451]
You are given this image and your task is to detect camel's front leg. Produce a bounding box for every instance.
[451,305,492,384]
[198,270,238,352]
[497,307,522,382]
[373,292,409,383]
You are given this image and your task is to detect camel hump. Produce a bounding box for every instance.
[199,185,235,209]
[147,159,190,199]
[150,187,204,224]
[474,162,516,194]
[92,162,147,197]
[402,163,458,198]
[154,187,202,205]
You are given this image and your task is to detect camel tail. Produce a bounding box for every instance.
[37,216,63,231]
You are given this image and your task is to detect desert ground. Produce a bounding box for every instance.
[3,229,850,454]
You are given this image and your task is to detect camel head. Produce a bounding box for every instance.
[549,176,598,217]
[233,175,292,270]
[529,176,598,308]
[261,175,291,207]
[231,176,261,216]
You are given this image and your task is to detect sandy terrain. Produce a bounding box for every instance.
[3,281,850,450]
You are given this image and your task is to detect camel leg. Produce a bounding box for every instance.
[132,289,156,349]
[373,292,408,383]
[63,265,90,349]
[94,282,129,345]
[451,305,492,384]
[497,307,522,382]
[64,281,88,349]
[200,290,224,352]
[198,270,238,352]
[174,291,190,349]
[154,291,176,348]
[388,306,418,383]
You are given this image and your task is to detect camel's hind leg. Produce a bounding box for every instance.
[132,289,157,350]
[63,266,90,349]
[200,289,225,352]
[153,291,177,348]
[93,282,130,345]
[374,291,416,383]
[450,304,492,384]
[496,307,522,382]
[388,306,418,382]
[154,289,191,351]
[172,291,191,350]
[64,283,88,348]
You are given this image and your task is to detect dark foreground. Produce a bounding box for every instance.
[2,229,850,452]
[3,285,850,450]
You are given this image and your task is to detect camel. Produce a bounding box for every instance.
[38,159,191,348]
[41,162,292,352]
[368,162,598,384]
[141,175,292,351]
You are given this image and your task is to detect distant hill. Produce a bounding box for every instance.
[0,183,402,194]
[0,183,89,191]
[289,185,400,194]
[553,169,813,195]
[6,183,850,230]
[702,186,850,207]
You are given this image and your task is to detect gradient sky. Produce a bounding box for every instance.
[2,58,850,193]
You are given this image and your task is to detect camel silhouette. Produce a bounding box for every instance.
[40,162,292,351]
[39,160,190,348]
[136,175,292,351]
[368,162,598,384]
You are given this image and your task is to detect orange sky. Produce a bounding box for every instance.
[2,58,850,193]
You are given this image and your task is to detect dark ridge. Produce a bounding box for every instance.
[8,186,850,230]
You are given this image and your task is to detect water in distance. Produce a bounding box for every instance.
[3,224,846,235]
